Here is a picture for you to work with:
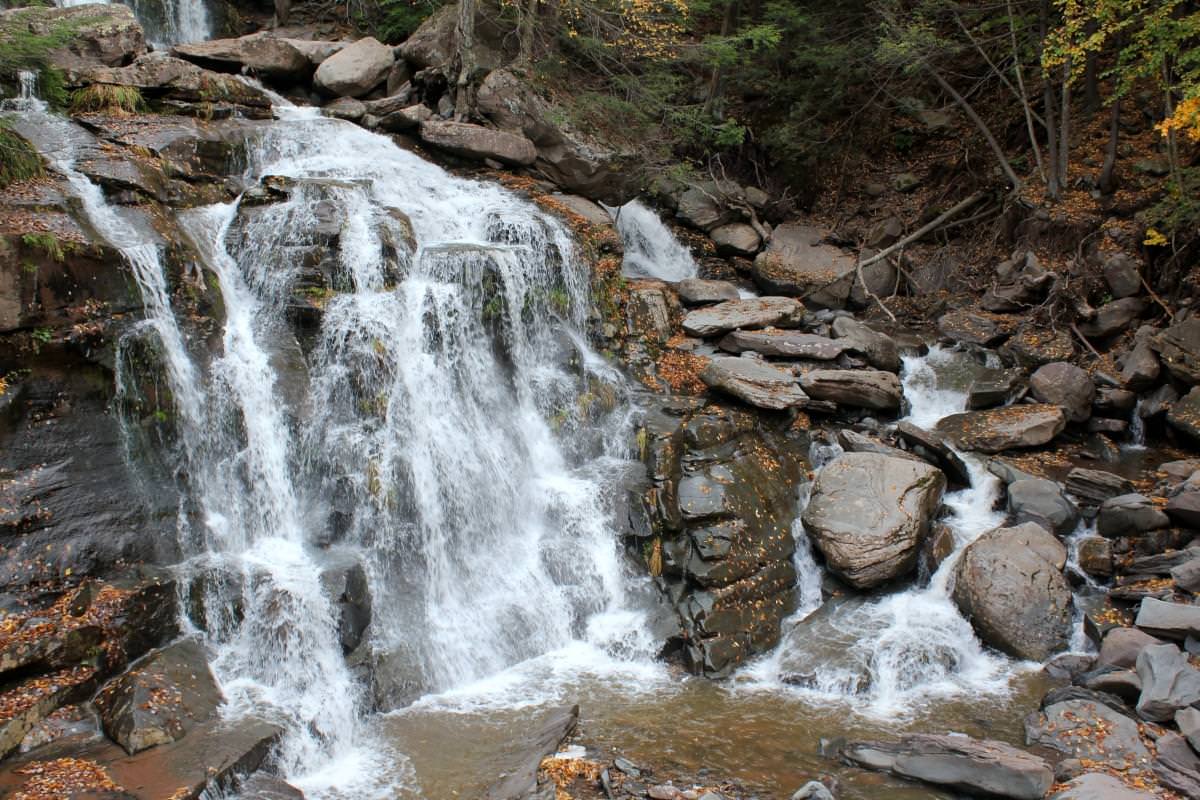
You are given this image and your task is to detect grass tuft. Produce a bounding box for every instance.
[0,121,44,188]
[69,84,145,115]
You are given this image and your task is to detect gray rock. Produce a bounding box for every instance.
[1077,297,1148,339]
[1029,362,1095,422]
[377,103,432,132]
[484,705,578,800]
[1152,318,1200,385]
[802,453,945,589]
[701,357,808,411]
[1097,493,1170,538]
[1077,537,1114,578]
[1095,387,1138,413]
[935,405,1067,453]
[953,525,1073,660]
[719,330,846,360]
[1049,773,1156,800]
[676,182,736,230]
[1065,467,1135,506]
[1136,597,1200,640]
[841,733,1053,800]
[1172,558,1200,593]
[1168,387,1200,443]
[94,638,222,755]
[1082,668,1142,703]
[1166,490,1200,529]
[624,286,673,344]
[323,96,366,121]
[313,36,394,98]
[73,55,273,114]
[1135,643,1200,721]
[675,279,740,306]
[172,34,310,82]
[1176,706,1200,752]
[837,429,926,463]
[1153,731,1200,797]
[982,253,1055,312]
[831,317,901,371]
[937,310,1010,347]
[710,223,761,256]
[1026,698,1150,770]
[1102,253,1143,299]
[1007,479,1079,536]
[237,774,305,799]
[284,38,347,66]
[681,297,801,337]
[895,421,971,486]
[991,522,1068,570]
[549,194,611,227]
[1119,341,1160,389]
[750,224,856,306]
[1,4,145,72]
[419,120,537,166]
[790,781,835,800]
[967,369,1025,410]
[799,369,902,411]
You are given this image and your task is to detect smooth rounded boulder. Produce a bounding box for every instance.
[952,525,1073,660]
[314,36,394,97]
[1029,361,1094,422]
[801,453,945,589]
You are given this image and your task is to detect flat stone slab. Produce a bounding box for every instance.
[935,404,1066,453]
[718,330,846,359]
[701,356,808,410]
[1136,597,1200,640]
[682,297,801,337]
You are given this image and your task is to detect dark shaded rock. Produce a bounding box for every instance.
[841,733,1053,800]
[1153,731,1200,798]
[1077,297,1148,339]
[802,453,945,589]
[934,405,1066,453]
[1102,253,1143,299]
[1119,341,1160,389]
[1029,362,1094,422]
[1152,318,1200,385]
[675,279,740,306]
[1006,329,1076,368]
[1082,668,1142,703]
[967,369,1025,410]
[830,317,901,371]
[982,253,1055,312]
[1095,387,1138,413]
[1097,493,1170,538]
[0,667,98,759]
[799,369,902,411]
[1065,467,1135,506]
[681,297,800,338]
[1007,479,1079,536]
[419,120,537,166]
[719,330,846,360]
[894,421,971,486]
[320,559,373,654]
[1077,536,1114,578]
[1135,642,1200,721]
[172,35,310,82]
[937,310,1010,347]
[1166,491,1200,529]
[484,705,578,800]
[1168,387,1200,443]
[953,525,1073,660]
[701,357,808,410]
[1135,597,1200,640]
[750,224,855,306]
[94,639,222,755]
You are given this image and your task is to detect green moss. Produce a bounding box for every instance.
[21,232,64,262]
[0,122,44,188]
[69,84,145,115]
[0,7,115,108]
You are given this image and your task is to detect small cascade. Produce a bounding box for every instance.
[1128,397,1148,448]
[609,199,698,282]
[0,70,41,112]
[50,0,210,47]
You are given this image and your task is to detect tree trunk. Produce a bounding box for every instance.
[1083,20,1100,113]
[454,0,477,121]
[517,0,538,65]
[1058,60,1071,189]
[923,62,1022,193]
[703,0,739,121]
[1007,0,1045,182]
[1040,0,1060,201]
[1098,97,1120,195]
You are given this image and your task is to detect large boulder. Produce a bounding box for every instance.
[399,2,507,71]
[799,369,903,411]
[1135,597,1200,640]
[681,297,800,338]
[313,36,393,98]
[1007,479,1079,536]
[801,453,945,589]
[750,224,856,307]
[1026,697,1149,770]
[418,120,537,166]
[1029,362,1094,423]
[953,525,1073,660]
[1102,253,1143,299]
[701,357,808,410]
[1135,643,1200,721]
[1152,318,1200,385]
[477,68,637,203]
[1167,387,1200,443]
[1077,297,1147,339]
[840,734,1053,800]
[172,35,310,82]
[830,317,901,371]
[1096,493,1170,538]
[0,4,145,73]
[72,54,273,115]
[934,405,1066,453]
[675,279,740,306]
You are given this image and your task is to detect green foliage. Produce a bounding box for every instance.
[1140,167,1200,239]
[356,0,446,44]
[0,7,104,108]
[69,84,145,115]
[0,121,44,188]
[21,232,63,262]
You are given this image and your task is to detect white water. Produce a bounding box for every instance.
[50,0,210,47]
[609,199,698,282]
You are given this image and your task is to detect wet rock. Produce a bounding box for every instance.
[320,559,373,654]
[676,183,737,231]
[719,330,846,360]
[840,733,1053,800]
[1152,318,1200,385]
[1166,491,1200,529]
[701,357,808,411]
[967,369,1025,410]
[1135,642,1200,721]
[750,224,855,306]
[1135,597,1200,640]
[94,638,222,754]
[675,279,740,306]
[710,223,761,256]
[1102,253,1143,299]
[236,774,305,799]
[802,453,945,589]
[313,36,393,97]
[1082,668,1142,703]
[953,525,1073,661]
[1095,387,1138,413]
[937,310,1010,347]
[172,35,311,82]
[799,369,902,411]
[1065,467,1135,506]
[549,194,611,227]
[1007,479,1079,536]
[0,667,98,759]
[1168,387,1200,443]
[1029,362,1094,422]
[1049,773,1156,799]
[830,317,901,372]
[681,297,800,337]
[485,705,578,800]
[1025,698,1150,770]
[73,55,273,116]
[1077,298,1148,339]
[790,781,835,800]
[419,120,537,166]
[1097,493,1170,538]
[625,286,674,344]
[1077,537,1114,578]
[934,404,1066,453]
[894,422,971,486]
[0,4,145,72]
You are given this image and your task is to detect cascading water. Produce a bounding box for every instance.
[609,199,698,281]
[51,0,210,47]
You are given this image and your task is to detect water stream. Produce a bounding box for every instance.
[51,0,210,48]
[609,199,699,282]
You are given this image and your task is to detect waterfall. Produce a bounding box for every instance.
[609,199,698,282]
[50,0,210,47]
[1127,397,1147,448]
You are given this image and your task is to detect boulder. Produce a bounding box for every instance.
[323,96,366,121]
[681,297,800,338]
[840,733,1053,800]
[1168,387,1200,443]
[992,522,1068,570]
[953,525,1073,660]
[73,55,273,115]
[934,404,1066,453]
[377,104,432,132]
[94,638,222,754]
[750,224,856,306]
[1135,643,1200,721]
[484,705,578,800]
[1167,491,1200,530]
[1077,537,1114,578]
[982,253,1055,312]
[701,357,808,411]
[1153,319,1200,385]
[1172,559,1200,593]
[624,286,673,343]
[1120,341,1161,389]
[1007,479,1079,536]
[1135,597,1200,640]
[801,453,945,589]
[719,330,846,360]
[675,279,740,306]
[1077,298,1148,339]
[1049,773,1156,800]
[418,120,537,166]
[172,35,311,82]
[549,194,611,227]
[283,39,346,66]
[1006,328,1076,368]
[937,310,1010,347]
[894,422,971,486]
[710,223,761,256]
[0,4,144,72]
[1152,731,1200,797]
[830,317,901,371]
[799,369,902,411]
[1096,493,1170,538]
[1065,467,1134,506]
[1025,698,1149,770]
[1102,253,1143,299]
[313,36,394,98]
[1178,706,1200,752]
[676,181,740,230]
[1029,362,1094,422]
